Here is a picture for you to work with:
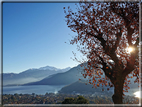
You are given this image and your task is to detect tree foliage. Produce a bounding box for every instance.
[62,96,89,104]
[64,1,140,104]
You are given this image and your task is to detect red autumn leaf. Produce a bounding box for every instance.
[97,84,99,87]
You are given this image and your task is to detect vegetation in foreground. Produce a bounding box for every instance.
[3,93,140,104]
[62,95,89,104]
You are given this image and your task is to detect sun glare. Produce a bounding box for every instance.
[126,47,134,53]
[134,91,141,98]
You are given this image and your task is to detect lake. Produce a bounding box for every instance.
[3,85,65,95]
[3,85,140,97]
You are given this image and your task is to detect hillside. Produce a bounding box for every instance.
[3,66,70,86]
[58,80,113,94]
[23,64,86,85]
[58,80,139,95]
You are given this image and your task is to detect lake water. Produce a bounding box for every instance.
[3,85,65,95]
[3,85,140,97]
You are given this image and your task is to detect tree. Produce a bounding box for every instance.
[62,96,89,104]
[64,2,140,104]
[76,95,89,104]
[62,97,76,104]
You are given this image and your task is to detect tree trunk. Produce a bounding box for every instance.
[112,78,124,104]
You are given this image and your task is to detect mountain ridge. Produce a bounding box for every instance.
[23,64,85,85]
[3,65,71,86]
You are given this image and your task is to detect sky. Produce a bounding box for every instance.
[3,2,85,73]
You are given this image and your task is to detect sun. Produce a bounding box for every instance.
[126,47,134,53]
[128,47,133,52]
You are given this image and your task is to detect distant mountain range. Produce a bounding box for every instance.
[3,64,139,96]
[22,64,139,95]
[23,64,86,85]
[38,66,71,72]
[3,65,71,86]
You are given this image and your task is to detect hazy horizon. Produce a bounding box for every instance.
[3,64,75,74]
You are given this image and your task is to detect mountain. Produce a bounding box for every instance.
[23,64,86,85]
[3,66,71,86]
[58,79,139,95]
[60,67,71,72]
[23,63,139,95]
[58,80,113,95]
[39,66,61,71]
[38,66,71,72]
[23,63,110,86]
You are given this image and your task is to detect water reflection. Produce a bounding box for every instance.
[54,91,58,94]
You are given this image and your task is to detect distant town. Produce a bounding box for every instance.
[3,93,140,104]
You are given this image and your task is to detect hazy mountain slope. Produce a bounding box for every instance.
[3,69,56,86]
[58,79,139,95]
[23,63,139,88]
[23,65,86,85]
[3,66,70,86]
[58,80,113,94]
[23,65,139,96]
